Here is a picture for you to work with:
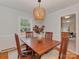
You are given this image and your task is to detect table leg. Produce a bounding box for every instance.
[35,54,41,59]
[37,55,41,59]
[31,51,36,59]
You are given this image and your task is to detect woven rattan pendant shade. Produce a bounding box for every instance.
[33,0,46,21]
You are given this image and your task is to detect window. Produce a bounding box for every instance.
[20,19,31,32]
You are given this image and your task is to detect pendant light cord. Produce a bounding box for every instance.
[39,2,40,7]
[38,0,41,7]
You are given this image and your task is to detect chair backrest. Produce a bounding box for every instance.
[58,32,69,59]
[45,32,53,40]
[15,33,22,56]
[26,32,33,38]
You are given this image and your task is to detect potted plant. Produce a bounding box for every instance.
[33,25,45,40]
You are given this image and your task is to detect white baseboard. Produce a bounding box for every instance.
[0,47,16,53]
[68,49,79,55]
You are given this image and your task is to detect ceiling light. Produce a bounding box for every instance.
[33,0,46,21]
[65,16,70,19]
[66,20,70,22]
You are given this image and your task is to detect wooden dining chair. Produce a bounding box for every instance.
[58,32,69,59]
[45,32,53,40]
[42,32,69,59]
[15,33,32,59]
[26,32,33,38]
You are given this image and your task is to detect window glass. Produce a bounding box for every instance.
[20,19,31,32]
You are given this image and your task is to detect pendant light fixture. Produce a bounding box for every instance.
[33,0,46,21]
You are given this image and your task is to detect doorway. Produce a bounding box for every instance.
[61,14,76,52]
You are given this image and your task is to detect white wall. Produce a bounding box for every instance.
[0,5,32,51]
[44,3,79,54]
[69,15,76,32]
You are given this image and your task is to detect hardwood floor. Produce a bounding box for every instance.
[0,51,78,59]
[66,51,77,59]
[77,55,79,59]
[0,52,8,59]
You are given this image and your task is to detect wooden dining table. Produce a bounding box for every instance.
[21,37,60,59]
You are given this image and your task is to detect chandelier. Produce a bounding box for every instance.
[33,0,46,21]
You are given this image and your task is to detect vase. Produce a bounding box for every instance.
[37,34,42,39]
[34,32,44,41]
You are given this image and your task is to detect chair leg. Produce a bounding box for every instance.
[31,51,35,59]
[18,55,19,59]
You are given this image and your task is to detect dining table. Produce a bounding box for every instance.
[21,37,60,59]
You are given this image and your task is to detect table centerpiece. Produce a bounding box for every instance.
[33,25,45,41]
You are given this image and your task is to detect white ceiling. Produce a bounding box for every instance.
[0,0,79,16]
